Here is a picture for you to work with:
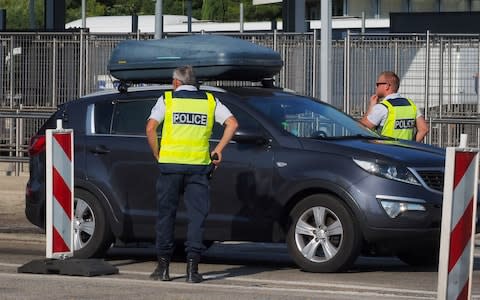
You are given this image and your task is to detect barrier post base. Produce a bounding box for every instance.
[17,258,119,277]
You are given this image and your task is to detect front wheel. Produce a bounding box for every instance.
[72,189,114,258]
[287,194,362,272]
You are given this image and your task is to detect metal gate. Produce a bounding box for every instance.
[0,30,479,174]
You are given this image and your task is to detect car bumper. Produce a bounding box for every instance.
[25,180,45,229]
[349,176,480,241]
[347,175,442,239]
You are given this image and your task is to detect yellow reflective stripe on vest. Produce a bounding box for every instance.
[380,98,417,140]
[159,91,215,165]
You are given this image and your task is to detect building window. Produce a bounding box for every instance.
[313,0,345,19]
[410,0,439,12]
[333,0,344,16]
[347,0,377,17]
[307,1,320,20]
[473,0,480,10]
[440,0,467,11]
[379,0,408,17]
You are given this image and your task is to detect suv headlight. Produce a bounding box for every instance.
[353,158,421,186]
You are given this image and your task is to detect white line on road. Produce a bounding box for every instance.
[4,262,480,299]
[121,269,437,297]
[0,263,20,268]
[123,269,436,295]
[0,271,434,300]
[0,262,437,299]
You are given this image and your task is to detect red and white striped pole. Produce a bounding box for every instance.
[19,122,116,275]
[437,134,479,300]
[45,119,74,259]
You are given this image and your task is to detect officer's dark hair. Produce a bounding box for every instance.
[173,65,196,85]
[380,71,400,92]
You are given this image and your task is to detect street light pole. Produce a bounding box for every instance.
[187,0,192,33]
[155,0,163,39]
[320,0,332,104]
[29,0,35,30]
[81,0,86,28]
[240,2,244,33]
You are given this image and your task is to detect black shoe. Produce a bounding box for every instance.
[186,257,203,283]
[150,257,171,281]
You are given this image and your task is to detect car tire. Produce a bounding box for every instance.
[287,194,362,273]
[72,189,114,258]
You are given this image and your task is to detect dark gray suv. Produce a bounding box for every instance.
[26,84,449,272]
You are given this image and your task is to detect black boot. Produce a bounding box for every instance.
[150,257,171,281]
[185,257,203,283]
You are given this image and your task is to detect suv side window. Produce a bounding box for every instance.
[211,102,261,140]
[111,99,157,135]
[94,101,114,134]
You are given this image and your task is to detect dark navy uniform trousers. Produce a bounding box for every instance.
[155,164,211,259]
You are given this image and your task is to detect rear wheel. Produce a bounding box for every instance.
[72,189,114,258]
[287,194,362,272]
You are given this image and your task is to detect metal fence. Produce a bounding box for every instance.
[1,30,479,174]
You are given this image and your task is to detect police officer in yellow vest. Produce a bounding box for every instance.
[360,71,428,142]
[146,66,238,283]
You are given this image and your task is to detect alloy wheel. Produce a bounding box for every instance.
[294,206,344,263]
[73,197,96,251]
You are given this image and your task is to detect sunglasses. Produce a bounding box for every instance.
[376,82,388,87]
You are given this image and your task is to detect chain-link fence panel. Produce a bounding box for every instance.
[0,31,479,170]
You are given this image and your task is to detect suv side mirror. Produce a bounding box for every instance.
[232,128,267,145]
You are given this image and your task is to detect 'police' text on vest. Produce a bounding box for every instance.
[394,119,415,129]
[173,112,208,126]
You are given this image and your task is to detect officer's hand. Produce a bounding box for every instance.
[369,95,379,106]
[211,151,221,165]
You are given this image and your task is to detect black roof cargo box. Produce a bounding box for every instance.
[107,35,283,84]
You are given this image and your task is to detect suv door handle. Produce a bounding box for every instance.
[91,145,111,154]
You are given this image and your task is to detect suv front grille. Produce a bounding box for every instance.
[416,170,444,192]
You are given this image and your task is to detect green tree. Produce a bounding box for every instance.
[103,0,154,16]
[0,0,44,30]
[245,2,282,22]
[66,0,107,23]
[163,0,203,19]
[201,0,227,21]
[0,0,281,30]
[201,0,280,22]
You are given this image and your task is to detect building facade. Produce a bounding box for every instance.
[256,0,480,35]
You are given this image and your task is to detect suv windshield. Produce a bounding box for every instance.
[246,94,379,139]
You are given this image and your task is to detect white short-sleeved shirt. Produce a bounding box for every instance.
[148,85,233,125]
[367,93,423,127]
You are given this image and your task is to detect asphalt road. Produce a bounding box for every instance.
[3,234,479,300]
[1,172,480,299]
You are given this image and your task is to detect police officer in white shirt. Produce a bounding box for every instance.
[146,65,238,283]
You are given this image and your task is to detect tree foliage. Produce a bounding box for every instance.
[202,0,281,22]
[0,0,281,30]
[66,0,106,23]
[0,0,44,29]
